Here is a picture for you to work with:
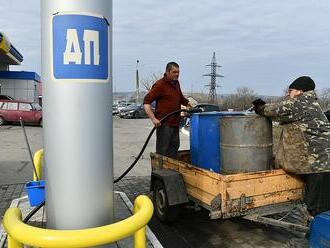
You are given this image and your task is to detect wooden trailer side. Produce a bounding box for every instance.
[222,170,303,218]
[150,151,304,219]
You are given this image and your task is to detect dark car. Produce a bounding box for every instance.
[119,103,148,119]
[0,95,15,100]
[0,100,42,126]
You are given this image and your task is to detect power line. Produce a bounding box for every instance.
[203,52,224,104]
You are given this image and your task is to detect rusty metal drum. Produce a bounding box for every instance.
[220,115,273,173]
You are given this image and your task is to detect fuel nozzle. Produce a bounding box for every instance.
[245,105,255,113]
[188,107,203,113]
[182,107,203,118]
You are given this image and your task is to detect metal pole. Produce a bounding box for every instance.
[41,0,113,229]
[136,59,139,104]
[19,118,40,182]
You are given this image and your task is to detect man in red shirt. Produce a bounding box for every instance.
[144,62,190,158]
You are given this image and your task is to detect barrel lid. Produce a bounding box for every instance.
[221,113,265,118]
[191,111,251,116]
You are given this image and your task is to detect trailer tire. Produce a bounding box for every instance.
[153,180,180,222]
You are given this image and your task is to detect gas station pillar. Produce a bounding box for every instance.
[41,0,113,229]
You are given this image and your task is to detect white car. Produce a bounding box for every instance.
[112,102,132,115]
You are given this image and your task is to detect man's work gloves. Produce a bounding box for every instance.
[252,98,266,115]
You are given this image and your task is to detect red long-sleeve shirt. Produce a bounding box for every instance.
[143,74,189,127]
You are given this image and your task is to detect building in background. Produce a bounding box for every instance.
[0,71,41,103]
[0,32,41,103]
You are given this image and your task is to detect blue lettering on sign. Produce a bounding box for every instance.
[53,14,109,80]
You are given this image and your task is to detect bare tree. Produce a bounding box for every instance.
[221,87,257,111]
[278,86,289,101]
[141,72,163,91]
[318,88,330,111]
[187,92,209,103]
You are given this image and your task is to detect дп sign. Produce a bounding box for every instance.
[52,13,109,81]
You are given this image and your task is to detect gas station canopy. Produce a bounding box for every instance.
[0,32,23,65]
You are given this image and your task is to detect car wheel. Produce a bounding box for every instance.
[39,119,43,127]
[153,180,180,222]
[0,116,5,126]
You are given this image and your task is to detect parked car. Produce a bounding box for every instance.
[0,100,42,126]
[112,105,119,115]
[112,102,132,115]
[119,103,149,119]
[0,95,15,100]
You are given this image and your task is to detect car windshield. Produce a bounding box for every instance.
[31,103,42,111]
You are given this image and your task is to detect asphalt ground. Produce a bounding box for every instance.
[0,117,306,247]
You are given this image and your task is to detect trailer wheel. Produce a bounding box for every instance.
[153,180,180,222]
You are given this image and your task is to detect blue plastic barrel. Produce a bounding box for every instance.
[190,112,244,173]
[309,211,330,247]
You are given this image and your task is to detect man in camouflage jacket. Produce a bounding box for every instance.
[253,76,330,215]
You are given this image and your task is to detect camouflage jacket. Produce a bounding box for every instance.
[260,90,330,174]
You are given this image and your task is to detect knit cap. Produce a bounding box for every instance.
[289,76,315,92]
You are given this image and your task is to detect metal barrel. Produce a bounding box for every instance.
[220,115,273,173]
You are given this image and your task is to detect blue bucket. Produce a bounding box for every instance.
[25,180,45,207]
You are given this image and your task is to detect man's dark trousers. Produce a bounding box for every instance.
[156,124,180,158]
[305,172,330,216]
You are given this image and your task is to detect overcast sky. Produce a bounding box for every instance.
[1,0,330,96]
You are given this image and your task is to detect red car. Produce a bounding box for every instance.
[0,100,42,126]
